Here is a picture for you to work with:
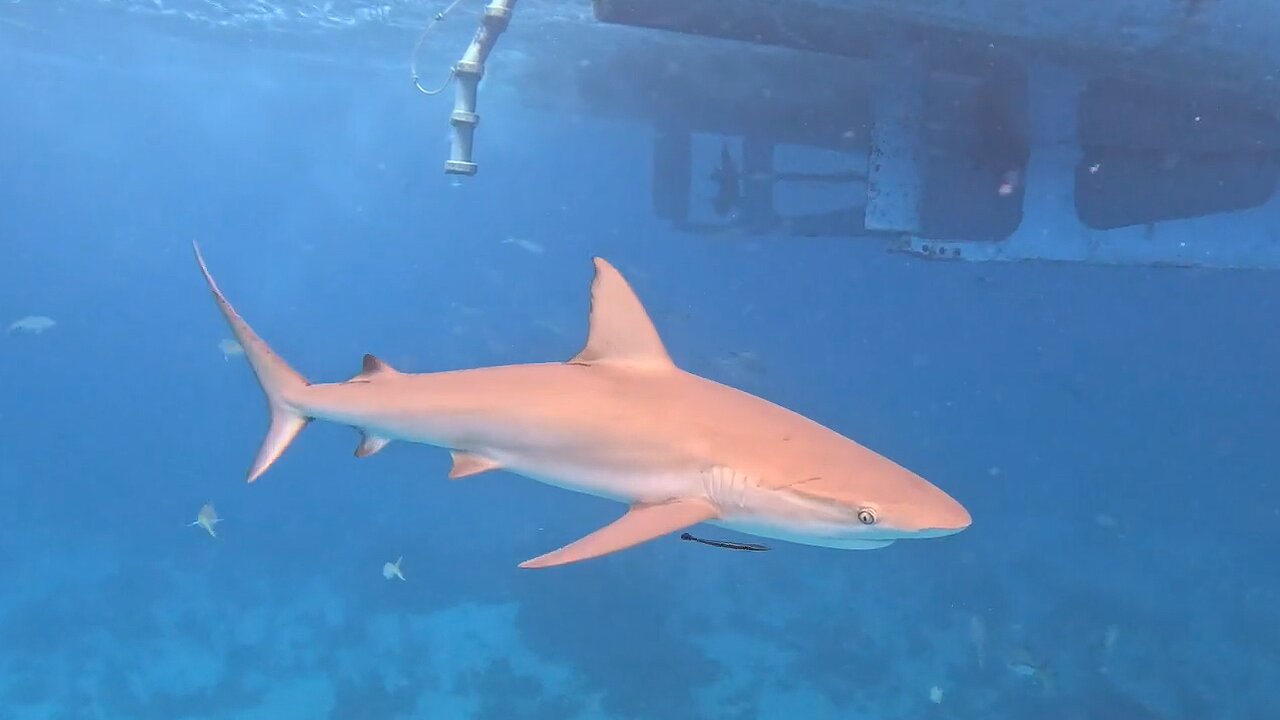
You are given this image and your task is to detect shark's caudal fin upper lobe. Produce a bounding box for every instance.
[193,242,311,482]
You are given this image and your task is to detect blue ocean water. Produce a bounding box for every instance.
[2,2,1279,719]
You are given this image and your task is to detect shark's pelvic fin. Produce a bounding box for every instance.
[193,242,311,483]
[519,497,718,569]
[569,258,675,371]
[448,451,502,479]
[351,353,399,382]
[355,433,391,458]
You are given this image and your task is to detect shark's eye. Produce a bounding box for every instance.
[857,508,877,525]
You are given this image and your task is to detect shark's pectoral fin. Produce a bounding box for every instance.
[448,451,502,479]
[355,432,391,458]
[519,497,718,569]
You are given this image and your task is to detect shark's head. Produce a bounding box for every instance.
[791,454,971,546]
[851,478,972,542]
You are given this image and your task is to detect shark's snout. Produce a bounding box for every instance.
[917,494,972,537]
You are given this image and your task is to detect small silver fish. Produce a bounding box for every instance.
[7,315,55,334]
[383,556,405,580]
[218,338,244,360]
[502,237,545,254]
[188,502,221,538]
[1006,647,1054,692]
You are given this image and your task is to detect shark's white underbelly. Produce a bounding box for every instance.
[707,517,894,550]
[701,468,896,550]
[493,454,893,550]
[335,409,897,551]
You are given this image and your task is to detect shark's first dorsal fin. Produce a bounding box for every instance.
[351,354,398,382]
[570,258,675,370]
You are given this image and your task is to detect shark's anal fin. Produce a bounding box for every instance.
[355,432,391,458]
[569,258,676,371]
[448,451,502,479]
[519,497,718,569]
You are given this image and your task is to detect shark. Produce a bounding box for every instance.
[192,242,970,569]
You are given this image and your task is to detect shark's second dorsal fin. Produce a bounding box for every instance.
[570,257,675,370]
[350,354,399,382]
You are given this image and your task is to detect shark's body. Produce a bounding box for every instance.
[194,244,970,568]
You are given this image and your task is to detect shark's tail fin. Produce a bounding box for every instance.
[192,242,311,483]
